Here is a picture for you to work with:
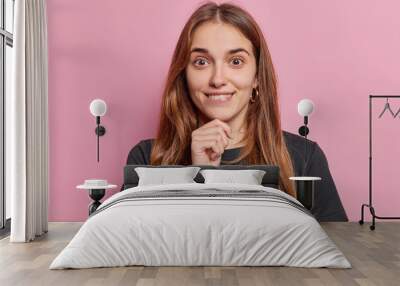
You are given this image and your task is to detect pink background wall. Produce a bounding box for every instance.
[46,0,400,222]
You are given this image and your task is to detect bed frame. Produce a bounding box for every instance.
[121,164,280,191]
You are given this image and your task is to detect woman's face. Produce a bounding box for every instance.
[185,21,258,126]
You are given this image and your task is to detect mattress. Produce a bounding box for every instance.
[49,183,351,269]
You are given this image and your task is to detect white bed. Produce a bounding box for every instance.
[49,183,351,269]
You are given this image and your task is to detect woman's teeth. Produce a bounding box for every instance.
[206,93,234,101]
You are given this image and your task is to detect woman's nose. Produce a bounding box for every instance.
[209,64,227,88]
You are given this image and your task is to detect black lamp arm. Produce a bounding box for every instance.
[94,116,106,162]
[298,115,310,176]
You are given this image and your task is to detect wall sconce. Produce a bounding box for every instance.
[297,99,314,139]
[89,99,107,162]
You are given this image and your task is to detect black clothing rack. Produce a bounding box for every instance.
[359,95,400,230]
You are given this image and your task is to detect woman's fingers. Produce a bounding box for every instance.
[199,119,233,139]
[192,123,231,147]
[195,139,224,159]
[192,132,229,148]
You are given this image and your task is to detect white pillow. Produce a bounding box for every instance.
[200,169,266,185]
[135,167,201,186]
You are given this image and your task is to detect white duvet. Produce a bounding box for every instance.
[50,183,351,269]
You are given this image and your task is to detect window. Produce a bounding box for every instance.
[0,0,14,235]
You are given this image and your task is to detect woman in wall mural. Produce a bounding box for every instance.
[126,2,348,222]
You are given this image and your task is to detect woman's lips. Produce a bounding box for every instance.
[204,92,235,103]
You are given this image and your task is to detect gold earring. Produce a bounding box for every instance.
[250,88,258,103]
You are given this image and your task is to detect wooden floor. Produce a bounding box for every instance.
[0,222,399,286]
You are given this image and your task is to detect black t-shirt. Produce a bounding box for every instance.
[126,130,348,222]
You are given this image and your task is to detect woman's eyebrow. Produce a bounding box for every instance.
[227,48,250,56]
[190,47,250,56]
[190,47,209,54]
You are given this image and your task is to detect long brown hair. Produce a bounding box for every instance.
[150,1,295,197]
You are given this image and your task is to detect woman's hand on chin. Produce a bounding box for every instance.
[191,119,232,166]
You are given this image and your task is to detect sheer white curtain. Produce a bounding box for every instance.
[7,0,49,242]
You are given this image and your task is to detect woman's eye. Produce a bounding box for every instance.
[231,58,244,66]
[193,58,208,66]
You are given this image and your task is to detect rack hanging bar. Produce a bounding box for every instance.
[370,95,400,98]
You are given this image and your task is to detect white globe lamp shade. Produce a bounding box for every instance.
[90,99,107,117]
[297,99,314,117]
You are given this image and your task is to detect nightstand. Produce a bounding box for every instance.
[289,176,321,210]
[77,180,117,215]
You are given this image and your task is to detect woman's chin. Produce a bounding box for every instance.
[204,112,234,123]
